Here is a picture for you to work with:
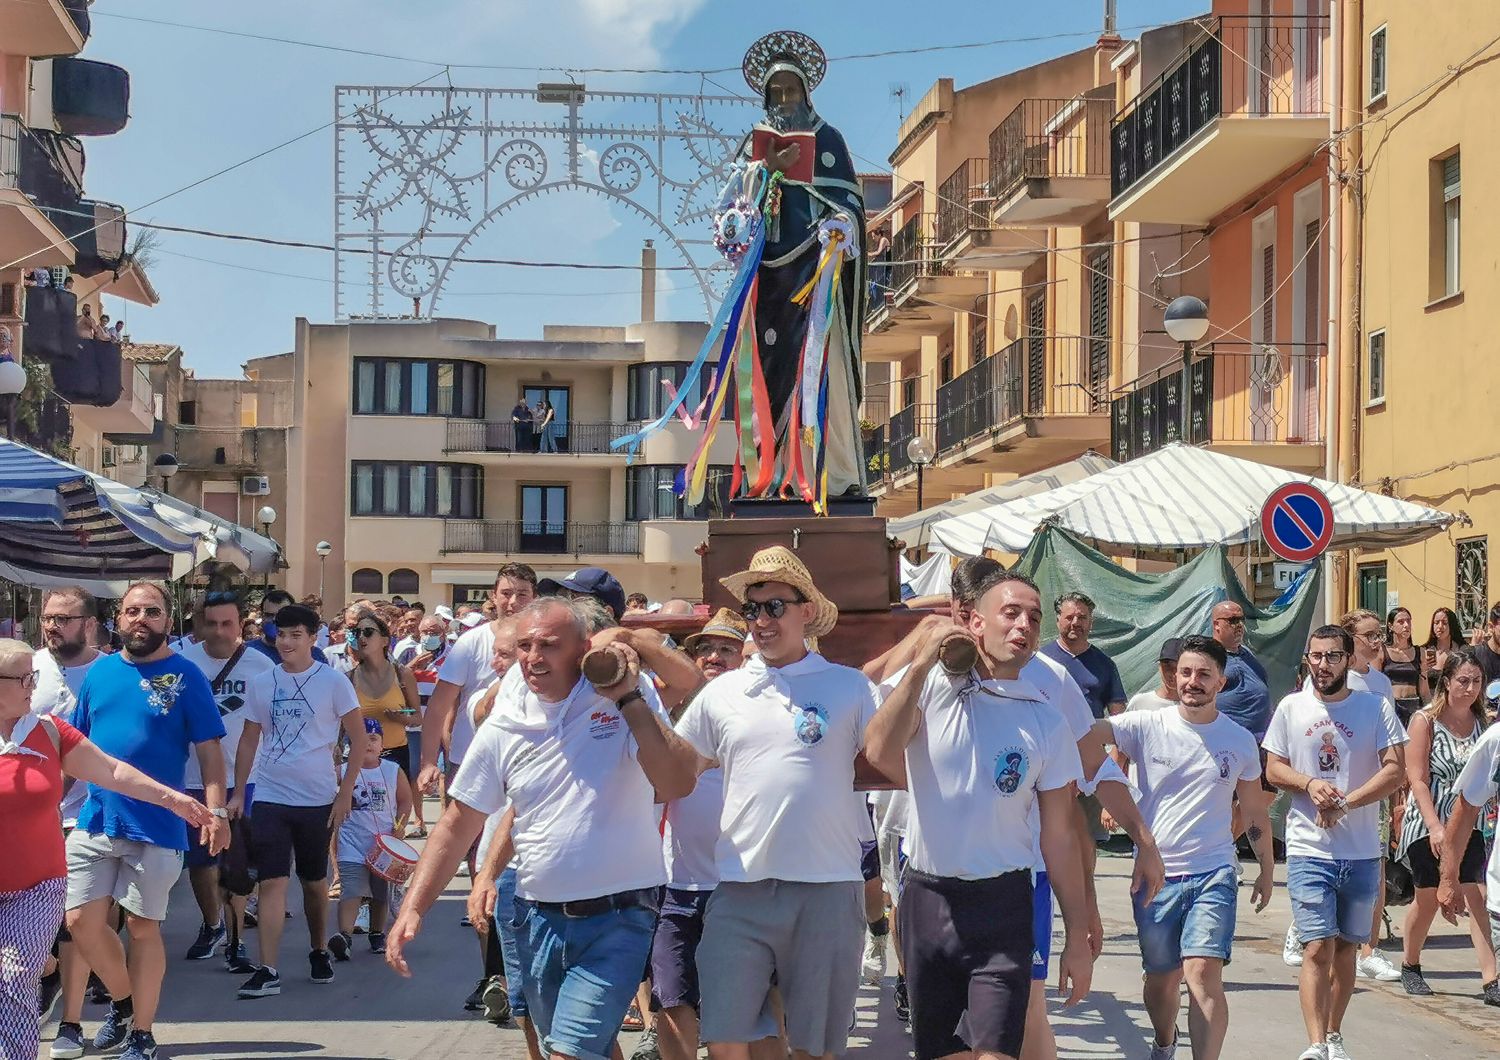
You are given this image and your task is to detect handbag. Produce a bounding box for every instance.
[1384,851,1415,907]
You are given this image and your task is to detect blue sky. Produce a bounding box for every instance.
[84,0,1204,377]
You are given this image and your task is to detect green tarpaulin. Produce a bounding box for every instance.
[1011,525,1321,699]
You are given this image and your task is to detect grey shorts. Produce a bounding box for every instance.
[336,860,391,904]
[65,831,184,922]
[698,879,864,1056]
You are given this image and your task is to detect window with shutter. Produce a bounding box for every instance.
[1369,26,1387,102]
[1026,292,1045,414]
[1444,153,1461,295]
[1088,251,1110,410]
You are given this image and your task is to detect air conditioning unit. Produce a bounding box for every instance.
[241,475,271,496]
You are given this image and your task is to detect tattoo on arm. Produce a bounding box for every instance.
[1247,824,1263,844]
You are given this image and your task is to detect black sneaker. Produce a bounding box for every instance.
[463,977,487,1011]
[1401,963,1433,996]
[481,975,510,1024]
[242,909,258,929]
[120,1029,158,1060]
[39,967,62,1023]
[93,1003,133,1051]
[225,941,255,974]
[1483,978,1500,1007]
[50,1022,85,1059]
[893,974,910,1024]
[328,932,352,962]
[368,931,386,955]
[186,920,226,961]
[309,948,335,984]
[237,966,281,999]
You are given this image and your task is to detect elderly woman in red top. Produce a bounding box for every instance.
[0,639,212,1060]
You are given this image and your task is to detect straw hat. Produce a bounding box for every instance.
[719,546,838,638]
[682,607,749,652]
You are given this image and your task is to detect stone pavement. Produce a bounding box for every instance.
[41,840,1496,1058]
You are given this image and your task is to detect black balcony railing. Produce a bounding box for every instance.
[60,199,126,276]
[1111,15,1328,199]
[887,402,936,478]
[51,58,130,138]
[61,0,90,42]
[885,213,945,295]
[442,519,641,556]
[935,158,991,247]
[1110,342,1326,461]
[862,421,888,489]
[445,419,638,455]
[22,286,78,363]
[989,95,1113,204]
[936,341,1023,452]
[0,115,17,190]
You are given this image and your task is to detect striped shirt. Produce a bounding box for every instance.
[1397,713,1485,862]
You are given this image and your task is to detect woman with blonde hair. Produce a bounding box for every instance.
[1394,648,1497,999]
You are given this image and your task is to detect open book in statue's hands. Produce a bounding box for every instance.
[751,129,815,182]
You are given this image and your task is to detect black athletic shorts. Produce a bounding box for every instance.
[860,839,881,883]
[1407,829,1486,889]
[899,867,1033,1060]
[250,802,334,883]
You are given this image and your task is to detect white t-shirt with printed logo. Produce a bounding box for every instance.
[676,652,878,885]
[1109,706,1261,875]
[902,666,1082,879]
[245,662,362,807]
[178,640,275,789]
[337,759,401,863]
[1453,724,1500,915]
[1262,687,1408,860]
[450,675,671,903]
[436,622,497,765]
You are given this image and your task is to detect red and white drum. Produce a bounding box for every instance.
[365,834,419,885]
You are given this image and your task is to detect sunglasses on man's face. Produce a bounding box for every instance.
[1219,615,1245,626]
[356,626,382,639]
[741,597,804,622]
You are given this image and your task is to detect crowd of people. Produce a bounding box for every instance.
[2,563,1498,1060]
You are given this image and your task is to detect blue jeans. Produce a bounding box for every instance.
[494,867,528,1018]
[1133,864,1239,973]
[1287,856,1381,945]
[539,427,558,453]
[513,893,659,1060]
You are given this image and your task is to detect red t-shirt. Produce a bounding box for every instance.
[0,716,85,891]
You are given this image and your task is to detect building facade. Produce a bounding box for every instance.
[281,316,739,607]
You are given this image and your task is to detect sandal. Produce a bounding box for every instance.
[405,825,428,839]
[621,1003,645,1032]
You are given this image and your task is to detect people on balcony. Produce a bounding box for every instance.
[537,399,559,454]
[76,304,101,340]
[510,397,533,453]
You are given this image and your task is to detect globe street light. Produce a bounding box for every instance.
[151,452,178,495]
[316,540,332,600]
[907,435,936,512]
[1163,295,1209,443]
[258,506,278,593]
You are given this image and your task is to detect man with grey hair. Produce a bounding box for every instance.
[387,597,701,1060]
[1039,592,1126,721]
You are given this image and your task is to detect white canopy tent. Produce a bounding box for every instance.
[928,443,1458,557]
[886,452,1116,552]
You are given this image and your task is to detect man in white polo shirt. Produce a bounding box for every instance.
[1263,624,1406,1060]
[865,567,1093,1060]
[675,547,878,1060]
[1091,635,1274,1060]
[386,597,699,1060]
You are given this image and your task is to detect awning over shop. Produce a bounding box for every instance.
[929,443,1457,557]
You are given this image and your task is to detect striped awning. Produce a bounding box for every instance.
[0,438,283,595]
[929,443,1457,557]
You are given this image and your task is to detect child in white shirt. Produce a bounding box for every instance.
[329,719,412,958]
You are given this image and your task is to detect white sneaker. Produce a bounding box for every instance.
[1297,1045,1328,1060]
[1283,924,1304,967]
[1148,1032,1178,1059]
[1326,1031,1353,1060]
[1355,950,1400,982]
[861,932,886,985]
[354,904,370,935]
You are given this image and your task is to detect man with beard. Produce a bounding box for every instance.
[176,592,274,970]
[1263,626,1407,1060]
[30,587,104,1059]
[63,583,229,1060]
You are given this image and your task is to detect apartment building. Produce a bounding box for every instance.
[280,316,738,608]
[1,0,160,467]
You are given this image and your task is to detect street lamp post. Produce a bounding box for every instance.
[907,435,936,512]
[258,505,278,593]
[152,452,178,494]
[0,352,25,440]
[315,540,332,600]
[1163,295,1209,443]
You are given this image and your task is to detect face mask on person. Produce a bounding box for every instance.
[421,633,443,651]
[262,620,278,642]
[345,629,359,651]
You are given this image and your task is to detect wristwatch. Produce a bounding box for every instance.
[616,688,646,710]
[209,808,229,820]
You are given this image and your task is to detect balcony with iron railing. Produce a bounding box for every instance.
[441,519,641,556]
[0,114,75,268]
[886,402,937,479]
[989,93,1113,225]
[1110,342,1326,466]
[0,0,88,60]
[444,418,638,457]
[930,155,1048,272]
[866,211,986,343]
[1109,15,1330,224]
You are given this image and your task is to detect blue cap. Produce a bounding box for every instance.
[364,718,384,736]
[538,567,627,621]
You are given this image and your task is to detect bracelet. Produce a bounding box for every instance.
[617,688,645,710]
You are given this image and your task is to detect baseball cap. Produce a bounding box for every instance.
[1158,637,1184,663]
[364,717,384,736]
[434,605,454,622]
[460,612,486,629]
[538,567,627,621]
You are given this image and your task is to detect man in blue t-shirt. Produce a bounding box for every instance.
[1211,600,1271,739]
[248,588,329,665]
[64,582,229,1060]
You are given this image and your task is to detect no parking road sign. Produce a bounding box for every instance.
[1261,482,1334,563]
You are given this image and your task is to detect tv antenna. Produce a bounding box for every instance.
[889,81,909,120]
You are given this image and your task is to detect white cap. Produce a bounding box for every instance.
[460,612,485,628]
[434,605,454,621]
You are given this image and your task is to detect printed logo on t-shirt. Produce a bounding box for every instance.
[1316,731,1341,774]
[589,709,622,741]
[793,705,828,746]
[1215,750,1238,781]
[213,677,247,717]
[994,747,1030,795]
[140,672,186,715]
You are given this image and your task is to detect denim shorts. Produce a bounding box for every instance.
[1287,856,1381,945]
[513,891,659,1060]
[493,867,528,1019]
[1132,864,1238,973]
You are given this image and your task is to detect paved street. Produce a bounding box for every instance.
[42,823,1497,1059]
